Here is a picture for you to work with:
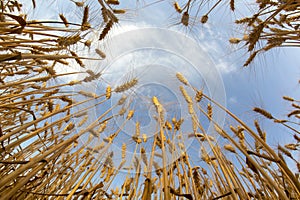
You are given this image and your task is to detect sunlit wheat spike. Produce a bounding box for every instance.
[236,125,245,135]
[100,166,107,178]
[239,138,247,150]
[135,122,140,136]
[174,2,182,13]
[253,107,273,119]
[99,20,113,40]
[244,51,258,67]
[95,48,106,59]
[293,134,300,142]
[84,39,92,47]
[229,37,241,44]
[53,103,61,112]
[254,120,266,141]
[43,88,59,97]
[118,106,126,116]
[64,122,75,132]
[248,23,264,50]
[107,0,120,5]
[172,118,184,131]
[98,121,108,133]
[155,135,162,149]
[152,96,165,124]
[59,14,69,27]
[57,34,81,47]
[104,133,117,143]
[292,103,300,109]
[273,119,288,123]
[188,132,204,138]
[287,110,300,117]
[68,80,81,85]
[81,5,90,30]
[188,103,194,114]
[278,145,293,159]
[121,143,126,159]
[284,144,297,150]
[106,86,112,99]
[70,51,85,67]
[84,69,101,82]
[114,78,138,93]
[72,0,84,7]
[118,95,127,105]
[113,9,126,14]
[195,90,203,102]
[207,103,212,118]
[152,96,161,107]
[165,121,172,130]
[126,110,134,120]
[224,144,236,153]
[230,0,235,11]
[132,135,142,144]
[181,11,189,26]
[142,134,147,142]
[192,167,201,192]
[246,157,258,174]
[78,90,98,98]
[201,15,208,24]
[242,34,249,41]
[176,72,189,85]
[101,7,109,23]
[179,86,192,104]
[105,169,115,182]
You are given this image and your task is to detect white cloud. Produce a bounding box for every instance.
[229,96,237,104]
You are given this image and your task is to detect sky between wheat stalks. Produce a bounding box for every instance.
[20,0,300,171]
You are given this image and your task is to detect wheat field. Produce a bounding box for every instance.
[0,0,299,199]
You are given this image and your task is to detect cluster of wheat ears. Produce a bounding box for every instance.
[0,0,299,199]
